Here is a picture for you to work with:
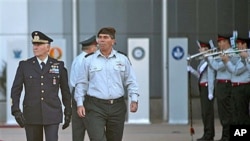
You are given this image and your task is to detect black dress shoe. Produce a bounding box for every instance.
[197,136,205,141]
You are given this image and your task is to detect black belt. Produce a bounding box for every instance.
[85,95,124,104]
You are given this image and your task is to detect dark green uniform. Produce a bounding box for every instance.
[11,56,72,141]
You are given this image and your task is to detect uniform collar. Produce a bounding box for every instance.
[97,49,117,58]
[37,56,48,64]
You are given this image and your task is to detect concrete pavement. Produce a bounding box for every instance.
[0,119,223,141]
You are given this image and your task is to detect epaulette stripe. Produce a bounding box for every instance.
[117,51,127,56]
[85,52,94,58]
[117,51,132,65]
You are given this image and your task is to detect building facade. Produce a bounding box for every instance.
[0,0,249,122]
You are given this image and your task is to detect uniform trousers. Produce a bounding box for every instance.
[199,86,215,138]
[25,124,59,141]
[71,88,87,141]
[231,84,250,125]
[83,95,127,141]
[215,81,232,140]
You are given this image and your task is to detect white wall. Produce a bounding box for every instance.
[0,0,28,124]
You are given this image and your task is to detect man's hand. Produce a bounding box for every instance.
[240,52,249,58]
[221,54,229,63]
[13,111,25,128]
[62,114,71,130]
[130,101,138,113]
[77,106,86,118]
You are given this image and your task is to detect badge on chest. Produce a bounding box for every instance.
[49,63,60,74]
[53,77,57,85]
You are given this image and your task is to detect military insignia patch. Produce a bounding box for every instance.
[49,63,60,74]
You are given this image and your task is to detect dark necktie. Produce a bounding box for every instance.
[41,62,45,71]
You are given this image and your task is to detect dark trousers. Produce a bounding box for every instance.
[215,82,232,140]
[72,88,87,141]
[25,124,59,141]
[199,86,215,138]
[83,95,127,141]
[231,84,250,125]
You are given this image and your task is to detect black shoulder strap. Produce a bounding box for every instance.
[117,51,127,56]
[197,65,208,92]
[117,50,132,65]
[85,52,94,58]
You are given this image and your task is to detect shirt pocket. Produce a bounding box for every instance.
[89,65,102,73]
[24,75,39,86]
[114,64,125,72]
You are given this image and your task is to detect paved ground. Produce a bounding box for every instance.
[0,119,223,141]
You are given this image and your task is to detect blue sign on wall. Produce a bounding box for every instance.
[171,46,184,60]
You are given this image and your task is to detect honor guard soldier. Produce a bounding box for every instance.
[235,36,250,125]
[70,35,97,141]
[75,27,139,141]
[11,31,72,141]
[188,41,215,141]
[206,34,234,141]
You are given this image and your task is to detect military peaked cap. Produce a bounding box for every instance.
[79,35,97,46]
[32,31,53,44]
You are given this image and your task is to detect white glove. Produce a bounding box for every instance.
[187,65,192,72]
[187,65,196,74]
[208,93,213,100]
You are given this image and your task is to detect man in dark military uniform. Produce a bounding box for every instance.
[11,31,72,141]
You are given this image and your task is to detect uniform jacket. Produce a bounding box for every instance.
[11,56,72,125]
[189,59,215,95]
[74,49,139,106]
[207,48,233,80]
[197,60,215,95]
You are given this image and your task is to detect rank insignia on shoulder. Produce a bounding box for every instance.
[85,52,94,58]
[118,50,132,65]
[118,51,127,56]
